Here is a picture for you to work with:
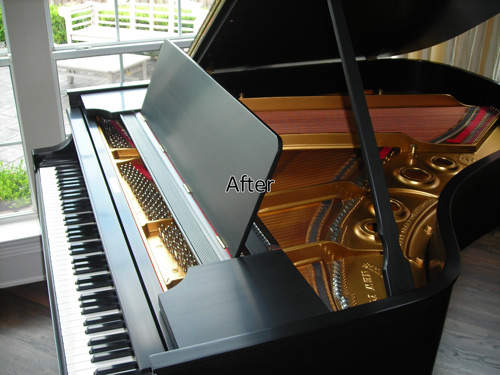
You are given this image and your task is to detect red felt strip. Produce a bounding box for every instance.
[110,120,135,147]
[132,161,153,181]
[446,107,487,144]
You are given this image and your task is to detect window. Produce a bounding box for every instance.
[50,0,211,131]
[0,0,211,220]
[51,0,208,46]
[0,4,33,218]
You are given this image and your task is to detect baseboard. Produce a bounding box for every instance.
[0,236,46,289]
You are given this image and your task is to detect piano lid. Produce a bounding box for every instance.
[141,40,281,258]
[190,0,500,71]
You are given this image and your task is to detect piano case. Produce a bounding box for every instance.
[35,0,500,374]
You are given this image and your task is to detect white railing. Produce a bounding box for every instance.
[58,0,208,44]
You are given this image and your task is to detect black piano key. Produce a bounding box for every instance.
[70,242,104,256]
[72,253,107,265]
[89,339,131,355]
[56,174,82,183]
[76,273,113,291]
[67,226,100,242]
[65,212,95,225]
[57,173,84,181]
[92,348,134,363]
[59,184,85,192]
[82,303,119,315]
[73,259,108,271]
[56,169,83,178]
[79,289,116,302]
[84,313,123,327]
[62,199,93,214]
[61,195,90,205]
[68,233,100,243]
[74,264,109,275]
[77,281,112,292]
[58,180,85,189]
[86,320,126,335]
[80,295,118,309]
[61,190,89,200]
[100,370,139,375]
[67,224,99,236]
[94,361,137,375]
[73,255,107,266]
[58,179,85,188]
[89,332,130,347]
[76,273,112,284]
[55,162,80,170]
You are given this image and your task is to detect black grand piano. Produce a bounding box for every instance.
[33,1,500,374]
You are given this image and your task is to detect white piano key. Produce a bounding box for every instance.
[39,166,137,375]
[66,355,136,374]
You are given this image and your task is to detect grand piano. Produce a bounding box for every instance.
[33,0,500,374]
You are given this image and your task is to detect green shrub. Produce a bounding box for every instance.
[50,4,67,45]
[0,7,5,44]
[0,160,31,210]
[0,5,67,45]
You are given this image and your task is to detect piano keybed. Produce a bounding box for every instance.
[40,162,139,375]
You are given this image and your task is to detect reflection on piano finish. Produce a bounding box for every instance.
[34,1,500,373]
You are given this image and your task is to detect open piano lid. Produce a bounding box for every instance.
[141,41,281,258]
[191,0,500,71]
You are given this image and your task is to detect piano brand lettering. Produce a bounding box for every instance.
[360,270,378,302]
[225,174,275,193]
[361,263,382,302]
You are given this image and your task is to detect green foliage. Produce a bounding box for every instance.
[0,5,67,45]
[96,5,196,33]
[50,4,67,45]
[0,6,5,44]
[0,160,31,210]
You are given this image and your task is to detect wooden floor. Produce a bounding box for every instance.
[0,228,499,375]
[0,281,58,375]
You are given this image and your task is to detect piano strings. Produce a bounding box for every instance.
[245,94,499,310]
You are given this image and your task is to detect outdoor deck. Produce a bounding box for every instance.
[0,54,157,166]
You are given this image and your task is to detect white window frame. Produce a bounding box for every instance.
[0,0,199,224]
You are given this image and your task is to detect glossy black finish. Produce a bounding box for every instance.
[151,279,455,374]
[191,0,500,70]
[32,135,76,171]
[210,58,500,104]
[159,250,329,348]
[438,150,500,251]
[67,81,148,113]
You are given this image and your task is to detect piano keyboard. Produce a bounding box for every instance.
[40,162,139,375]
